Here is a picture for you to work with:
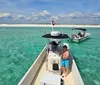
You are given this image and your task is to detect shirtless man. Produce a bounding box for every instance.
[61,45,69,77]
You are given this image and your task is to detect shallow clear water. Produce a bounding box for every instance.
[0,27,100,85]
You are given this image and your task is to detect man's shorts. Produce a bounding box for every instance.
[61,59,69,68]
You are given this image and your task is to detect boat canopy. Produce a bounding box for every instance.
[42,33,69,39]
[72,28,86,31]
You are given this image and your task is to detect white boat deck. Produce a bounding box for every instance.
[18,47,84,85]
[31,60,75,85]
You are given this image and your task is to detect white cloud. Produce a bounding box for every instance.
[39,10,50,16]
[0,11,100,24]
[31,10,51,21]
[32,10,50,17]
[91,13,100,18]
[0,12,11,18]
[67,12,83,18]
[13,14,26,20]
[12,14,33,21]
[25,17,32,20]
[50,16,59,20]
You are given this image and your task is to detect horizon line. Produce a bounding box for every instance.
[0,24,100,27]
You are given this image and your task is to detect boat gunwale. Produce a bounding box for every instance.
[71,59,84,85]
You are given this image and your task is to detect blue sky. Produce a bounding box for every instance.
[0,0,100,24]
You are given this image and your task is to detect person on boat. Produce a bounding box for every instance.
[72,34,80,39]
[61,45,69,77]
[51,41,58,52]
[78,32,82,37]
[47,41,61,54]
[82,31,86,37]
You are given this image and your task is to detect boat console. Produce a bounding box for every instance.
[48,51,61,73]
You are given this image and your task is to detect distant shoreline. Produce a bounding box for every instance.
[0,24,100,27]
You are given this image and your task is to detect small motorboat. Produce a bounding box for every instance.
[71,28,91,42]
[18,30,84,85]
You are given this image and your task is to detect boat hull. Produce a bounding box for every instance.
[18,46,84,85]
[71,33,90,42]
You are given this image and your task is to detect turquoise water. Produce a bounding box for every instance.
[0,27,100,85]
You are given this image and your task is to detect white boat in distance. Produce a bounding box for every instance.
[18,30,84,85]
[71,28,91,42]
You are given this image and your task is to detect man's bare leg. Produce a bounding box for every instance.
[62,66,66,76]
[46,60,48,70]
[65,68,69,77]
